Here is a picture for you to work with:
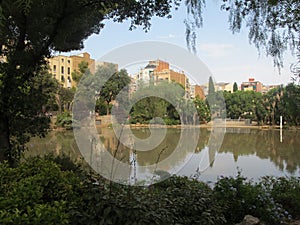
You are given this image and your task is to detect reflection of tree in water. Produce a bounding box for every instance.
[220,129,300,173]
[27,129,300,175]
[26,131,83,162]
[100,128,201,172]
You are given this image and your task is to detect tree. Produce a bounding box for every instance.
[221,0,300,70]
[56,86,76,113]
[281,84,300,125]
[291,36,300,83]
[71,61,89,84]
[130,81,185,124]
[98,67,131,115]
[0,0,181,162]
[208,76,215,95]
[233,82,238,92]
[193,97,211,123]
[0,68,58,163]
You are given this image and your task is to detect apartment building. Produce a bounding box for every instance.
[190,84,205,99]
[48,52,95,88]
[241,78,262,92]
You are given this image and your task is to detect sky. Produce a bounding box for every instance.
[68,1,296,86]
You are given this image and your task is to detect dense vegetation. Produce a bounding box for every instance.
[128,82,300,126]
[223,83,300,126]
[1,156,299,225]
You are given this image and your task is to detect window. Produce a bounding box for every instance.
[61,66,64,74]
[67,60,70,64]
[53,65,56,72]
[61,75,65,82]
[61,58,64,63]
[67,67,70,75]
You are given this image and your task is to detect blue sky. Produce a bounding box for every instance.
[69,1,295,86]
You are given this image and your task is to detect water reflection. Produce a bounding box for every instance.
[26,128,300,183]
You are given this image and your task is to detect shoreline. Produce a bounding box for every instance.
[106,123,300,130]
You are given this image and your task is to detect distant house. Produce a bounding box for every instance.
[134,60,191,97]
[241,78,262,92]
[215,82,234,93]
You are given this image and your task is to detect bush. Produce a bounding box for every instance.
[213,171,290,224]
[260,176,300,219]
[55,112,80,129]
[1,157,300,225]
[0,157,82,224]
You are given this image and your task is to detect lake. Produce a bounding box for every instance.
[26,127,300,184]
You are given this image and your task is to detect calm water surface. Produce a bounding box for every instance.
[26,128,300,183]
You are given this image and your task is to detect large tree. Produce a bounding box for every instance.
[98,67,131,115]
[221,0,300,70]
[0,0,182,162]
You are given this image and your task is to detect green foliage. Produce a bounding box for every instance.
[130,96,168,124]
[213,171,291,224]
[96,97,112,116]
[56,112,73,129]
[221,0,300,70]
[71,61,89,84]
[194,97,211,122]
[223,84,300,126]
[0,0,181,163]
[0,157,82,225]
[95,65,131,115]
[0,68,58,163]
[130,82,185,124]
[233,82,238,92]
[56,86,76,113]
[152,176,226,225]
[260,176,300,219]
[208,76,215,95]
[1,156,300,224]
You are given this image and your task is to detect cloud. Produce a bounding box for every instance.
[157,33,180,39]
[199,43,234,58]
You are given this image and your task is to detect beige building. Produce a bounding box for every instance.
[215,82,234,93]
[48,52,95,88]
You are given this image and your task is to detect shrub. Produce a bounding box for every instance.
[1,157,300,225]
[260,176,300,219]
[0,157,82,225]
[213,172,290,224]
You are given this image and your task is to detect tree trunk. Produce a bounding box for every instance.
[0,116,11,163]
[106,102,110,115]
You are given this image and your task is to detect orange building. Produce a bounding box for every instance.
[190,84,205,100]
[152,60,189,91]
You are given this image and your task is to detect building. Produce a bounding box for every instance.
[190,84,205,99]
[96,61,118,71]
[133,60,191,97]
[215,82,234,93]
[134,64,156,84]
[48,52,95,88]
[241,78,262,92]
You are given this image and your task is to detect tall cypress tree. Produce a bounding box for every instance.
[233,82,238,92]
